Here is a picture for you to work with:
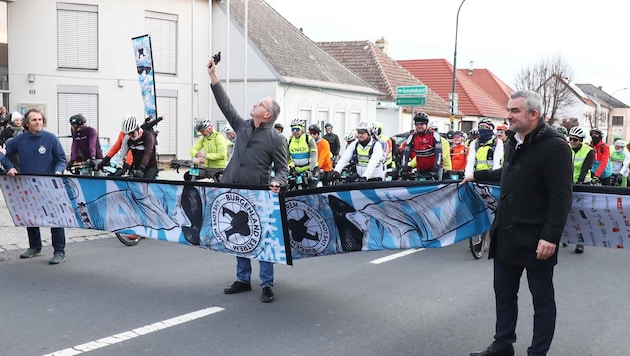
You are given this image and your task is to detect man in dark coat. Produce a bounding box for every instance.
[465,90,573,356]
[208,55,288,304]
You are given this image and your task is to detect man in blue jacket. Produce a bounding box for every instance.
[1,109,67,264]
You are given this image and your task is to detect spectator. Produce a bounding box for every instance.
[323,123,340,163]
[1,109,67,264]
[208,55,288,303]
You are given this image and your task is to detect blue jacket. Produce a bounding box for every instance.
[1,130,66,174]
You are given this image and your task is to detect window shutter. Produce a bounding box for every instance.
[155,96,177,156]
[145,12,178,75]
[58,93,99,156]
[57,4,98,70]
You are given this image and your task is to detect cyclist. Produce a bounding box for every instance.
[610,139,630,187]
[274,122,284,135]
[589,127,612,185]
[428,121,452,178]
[308,124,333,186]
[450,130,468,178]
[287,119,319,188]
[323,123,341,163]
[568,126,594,254]
[496,123,508,142]
[371,121,394,170]
[333,121,384,181]
[400,112,443,180]
[67,114,103,172]
[466,128,479,147]
[344,130,356,146]
[223,126,236,160]
[464,118,504,176]
[114,114,158,179]
[187,118,227,181]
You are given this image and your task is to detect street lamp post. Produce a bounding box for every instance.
[607,87,628,142]
[450,0,467,131]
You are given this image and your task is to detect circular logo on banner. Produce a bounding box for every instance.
[211,192,262,253]
[286,200,330,255]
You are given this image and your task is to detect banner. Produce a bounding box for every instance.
[3,175,628,265]
[131,34,157,120]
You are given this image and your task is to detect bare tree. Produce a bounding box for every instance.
[514,55,577,123]
[583,107,607,130]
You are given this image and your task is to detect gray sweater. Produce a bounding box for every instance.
[211,82,288,186]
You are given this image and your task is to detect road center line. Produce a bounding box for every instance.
[44,306,225,356]
[370,248,425,264]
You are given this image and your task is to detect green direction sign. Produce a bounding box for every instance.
[396,85,427,96]
[396,97,426,106]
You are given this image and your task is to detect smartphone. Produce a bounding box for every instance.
[212,51,221,65]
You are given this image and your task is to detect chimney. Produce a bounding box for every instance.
[375,36,388,54]
[468,60,474,75]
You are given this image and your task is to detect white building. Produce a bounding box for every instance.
[3,0,378,160]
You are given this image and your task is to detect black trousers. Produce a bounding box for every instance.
[493,259,556,356]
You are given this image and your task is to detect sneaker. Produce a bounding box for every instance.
[223,281,252,294]
[575,245,584,254]
[49,251,66,265]
[261,286,274,303]
[20,248,41,259]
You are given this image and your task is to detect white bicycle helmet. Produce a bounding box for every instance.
[344,130,357,141]
[568,126,585,138]
[120,115,139,134]
[223,126,235,134]
[290,118,305,129]
[195,118,212,132]
[614,139,626,147]
[371,121,384,136]
[356,121,371,132]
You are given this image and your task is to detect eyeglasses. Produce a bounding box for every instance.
[569,137,580,142]
[478,124,493,130]
[291,127,302,132]
[257,101,269,113]
[414,122,426,126]
[309,131,319,135]
[357,130,369,134]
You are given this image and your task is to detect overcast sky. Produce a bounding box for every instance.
[266,0,630,105]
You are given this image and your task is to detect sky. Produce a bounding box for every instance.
[266,0,630,105]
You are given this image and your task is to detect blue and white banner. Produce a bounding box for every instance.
[132,34,157,120]
[3,176,628,264]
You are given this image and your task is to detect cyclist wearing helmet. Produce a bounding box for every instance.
[568,126,593,185]
[308,124,333,186]
[371,121,394,171]
[610,139,630,187]
[496,123,508,142]
[274,122,284,134]
[450,131,468,175]
[333,121,385,181]
[223,126,236,159]
[209,55,288,303]
[323,123,340,163]
[186,118,227,181]
[287,119,319,188]
[467,128,479,146]
[67,114,103,172]
[589,127,612,185]
[465,118,504,176]
[400,112,443,179]
[344,130,356,145]
[115,114,158,179]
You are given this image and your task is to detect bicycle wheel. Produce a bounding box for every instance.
[116,233,142,246]
[469,230,489,259]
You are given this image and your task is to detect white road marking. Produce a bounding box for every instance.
[370,248,425,264]
[44,306,225,356]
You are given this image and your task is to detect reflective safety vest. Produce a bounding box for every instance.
[572,143,592,183]
[354,140,377,168]
[474,139,496,171]
[288,134,312,173]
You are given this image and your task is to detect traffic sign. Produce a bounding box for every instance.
[396,85,427,96]
[396,97,426,106]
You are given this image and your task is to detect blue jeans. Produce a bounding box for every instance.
[27,227,66,252]
[236,256,274,287]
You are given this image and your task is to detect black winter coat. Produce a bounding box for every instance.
[475,122,573,268]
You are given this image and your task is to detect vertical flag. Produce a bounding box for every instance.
[131,35,157,120]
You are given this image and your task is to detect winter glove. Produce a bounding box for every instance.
[112,168,124,177]
[331,171,341,181]
[98,156,111,170]
[66,161,75,172]
[133,169,145,178]
[357,176,368,182]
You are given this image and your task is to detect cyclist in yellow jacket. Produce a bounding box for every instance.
[187,118,227,181]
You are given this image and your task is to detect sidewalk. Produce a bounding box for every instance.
[0,169,184,252]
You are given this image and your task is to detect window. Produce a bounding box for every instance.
[317,110,329,131]
[57,3,98,70]
[612,116,624,126]
[298,109,312,124]
[58,86,99,156]
[145,11,178,75]
[156,91,178,156]
[350,111,361,128]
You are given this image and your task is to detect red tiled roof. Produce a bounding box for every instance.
[458,68,514,107]
[317,41,451,117]
[397,59,508,119]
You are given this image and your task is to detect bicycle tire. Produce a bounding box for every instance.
[116,233,142,246]
[469,230,489,259]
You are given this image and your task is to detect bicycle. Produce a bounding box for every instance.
[398,168,438,181]
[469,230,490,259]
[287,168,311,190]
[172,160,222,182]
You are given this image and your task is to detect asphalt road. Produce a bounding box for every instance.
[1,237,628,356]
